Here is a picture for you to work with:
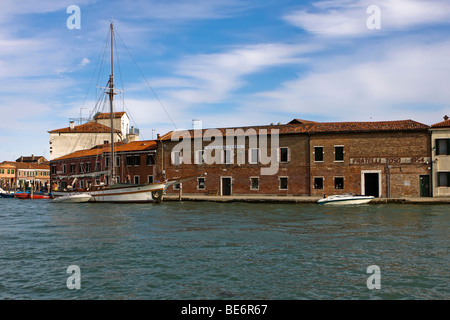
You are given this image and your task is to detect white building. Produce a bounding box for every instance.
[49,112,138,160]
[430,115,450,197]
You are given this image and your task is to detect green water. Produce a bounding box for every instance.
[0,199,448,300]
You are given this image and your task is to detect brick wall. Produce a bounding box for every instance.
[160,129,431,197]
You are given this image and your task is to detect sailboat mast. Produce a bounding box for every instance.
[109,22,115,185]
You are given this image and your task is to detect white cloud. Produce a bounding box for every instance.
[251,40,450,124]
[79,57,90,67]
[165,43,315,104]
[284,0,450,37]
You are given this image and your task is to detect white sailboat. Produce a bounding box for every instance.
[52,23,196,203]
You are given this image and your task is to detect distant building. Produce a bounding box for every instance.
[0,162,16,189]
[430,115,450,197]
[48,112,138,161]
[0,161,50,190]
[15,162,51,190]
[16,155,48,164]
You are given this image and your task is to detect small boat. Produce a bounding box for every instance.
[0,188,14,198]
[15,192,53,199]
[317,193,374,205]
[0,193,14,198]
[53,193,92,203]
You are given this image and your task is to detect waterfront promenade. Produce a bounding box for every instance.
[164,194,450,204]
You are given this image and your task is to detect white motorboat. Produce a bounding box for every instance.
[317,193,374,205]
[53,193,92,203]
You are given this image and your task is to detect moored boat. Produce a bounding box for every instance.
[317,193,374,205]
[0,188,14,198]
[15,192,53,199]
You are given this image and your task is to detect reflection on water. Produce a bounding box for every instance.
[0,199,448,299]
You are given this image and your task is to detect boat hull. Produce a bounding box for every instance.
[0,193,14,198]
[52,182,166,203]
[317,195,374,205]
[15,193,53,199]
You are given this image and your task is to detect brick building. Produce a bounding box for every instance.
[157,119,431,198]
[50,140,157,189]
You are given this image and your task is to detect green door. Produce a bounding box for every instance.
[420,175,430,197]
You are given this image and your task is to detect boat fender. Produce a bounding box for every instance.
[151,190,163,203]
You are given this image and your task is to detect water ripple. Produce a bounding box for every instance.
[0,200,448,299]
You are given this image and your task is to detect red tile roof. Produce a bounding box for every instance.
[307,119,429,133]
[53,140,157,161]
[49,121,121,133]
[431,119,450,128]
[159,119,429,141]
[94,112,126,120]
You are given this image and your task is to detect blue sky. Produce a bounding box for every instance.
[1,0,450,161]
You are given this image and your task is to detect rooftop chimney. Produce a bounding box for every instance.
[444,115,449,121]
[69,120,75,131]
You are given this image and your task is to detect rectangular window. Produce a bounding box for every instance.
[148,175,154,184]
[249,148,259,164]
[314,147,324,162]
[437,172,450,187]
[95,162,101,171]
[436,139,450,155]
[250,177,259,190]
[335,177,344,189]
[62,164,66,174]
[116,156,120,167]
[126,155,133,166]
[78,163,85,173]
[147,154,155,165]
[279,177,288,190]
[70,164,75,174]
[314,177,324,189]
[280,147,289,163]
[173,183,181,190]
[85,163,91,172]
[126,155,141,166]
[198,177,206,190]
[105,156,110,168]
[172,151,181,165]
[134,176,140,184]
[334,146,344,161]
[51,165,56,174]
